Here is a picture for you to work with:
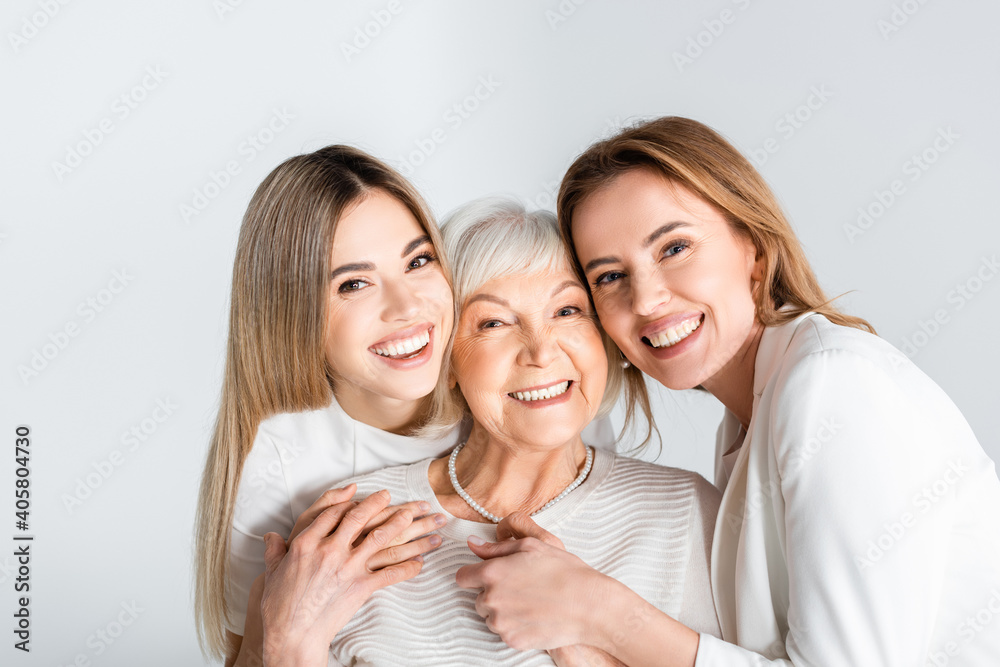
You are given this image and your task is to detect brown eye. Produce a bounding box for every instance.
[338,279,369,293]
[407,253,436,271]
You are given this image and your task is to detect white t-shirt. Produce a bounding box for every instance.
[225,397,617,634]
[329,447,722,666]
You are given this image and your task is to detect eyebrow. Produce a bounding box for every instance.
[551,279,583,297]
[402,234,431,258]
[465,293,508,307]
[464,280,582,308]
[330,262,375,282]
[329,235,432,282]
[582,221,691,274]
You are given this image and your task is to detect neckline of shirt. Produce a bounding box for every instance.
[405,446,615,543]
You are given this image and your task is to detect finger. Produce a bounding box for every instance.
[466,534,534,560]
[474,589,492,620]
[296,499,358,544]
[455,555,507,590]
[353,506,414,562]
[366,533,443,570]
[330,489,394,547]
[379,513,447,548]
[497,512,564,549]
[289,484,358,541]
[359,500,432,535]
[364,557,424,594]
[262,532,287,579]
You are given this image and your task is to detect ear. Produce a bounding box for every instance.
[750,251,765,283]
[447,370,458,390]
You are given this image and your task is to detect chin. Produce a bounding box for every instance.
[389,376,439,402]
[647,366,704,392]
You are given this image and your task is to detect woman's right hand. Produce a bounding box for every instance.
[258,487,438,667]
[288,484,447,549]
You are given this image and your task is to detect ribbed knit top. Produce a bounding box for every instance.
[329,447,722,666]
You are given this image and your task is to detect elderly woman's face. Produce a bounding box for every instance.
[450,263,607,449]
[571,168,761,392]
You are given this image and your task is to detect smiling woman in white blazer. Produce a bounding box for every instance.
[455,117,1000,666]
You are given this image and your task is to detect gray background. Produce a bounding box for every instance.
[3,1,998,664]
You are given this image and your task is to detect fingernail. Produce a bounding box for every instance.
[468,535,486,546]
[430,535,442,546]
[419,502,431,513]
[434,514,447,526]
[412,554,423,563]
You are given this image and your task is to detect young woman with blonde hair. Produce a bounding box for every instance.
[194,145,464,664]
[457,117,1000,665]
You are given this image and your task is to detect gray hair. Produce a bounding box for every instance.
[436,196,623,425]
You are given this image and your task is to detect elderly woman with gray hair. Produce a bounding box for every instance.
[259,198,722,666]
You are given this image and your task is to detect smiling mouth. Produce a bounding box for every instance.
[370,328,431,360]
[643,315,702,348]
[508,380,571,402]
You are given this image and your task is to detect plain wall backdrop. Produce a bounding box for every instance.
[3,1,998,664]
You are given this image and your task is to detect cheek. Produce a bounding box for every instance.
[592,292,626,331]
[423,271,454,310]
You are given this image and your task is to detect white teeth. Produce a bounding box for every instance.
[648,317,701,349]
[511,381,570,402]
[372,330,431,358]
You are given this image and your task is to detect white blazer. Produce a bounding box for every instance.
[695,312,1000,665]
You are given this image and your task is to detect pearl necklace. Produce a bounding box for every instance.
[447,442,594,524]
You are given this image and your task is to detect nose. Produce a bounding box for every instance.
[380,277,421,322]
[630,270,671,317]
[516,325,560,368]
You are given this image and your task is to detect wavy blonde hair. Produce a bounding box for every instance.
[194,145,457,659]
[557,116,874,435]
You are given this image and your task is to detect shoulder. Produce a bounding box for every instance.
[603,455,721,512]
[758,315,980,476]
[256,400,345,445]
[765,313,937,409]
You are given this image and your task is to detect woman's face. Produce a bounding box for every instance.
[325,189,453,412]
[571,168,761,392]
[450,263,607,451]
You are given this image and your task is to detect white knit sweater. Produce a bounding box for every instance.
[329,447,722,666]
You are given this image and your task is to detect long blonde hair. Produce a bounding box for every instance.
[557,116,874,434]
[194,145,455,659]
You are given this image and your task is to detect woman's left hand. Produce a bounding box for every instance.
[455,512,611,652]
